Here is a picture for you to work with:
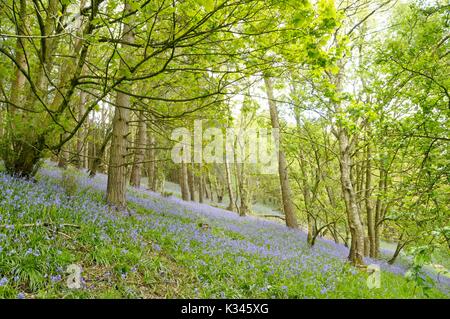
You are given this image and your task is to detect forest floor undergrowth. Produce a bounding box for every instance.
[0,162,448,299]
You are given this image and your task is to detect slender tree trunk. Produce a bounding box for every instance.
[58,143,68,169]
[208,171,216,202]
[82,119,90,169]
[388,243,403,265]
[215,177,224,203]
[337,128,366,266]
[225,160,235,211]
[204,178,210,200]
[365,143,376,257]
[322,137,340,244]
[180,162,190,201]
[211,173,218,201]
[106,102,130,208]
[130,111,146,187]
[374,156,387,258]
[106,1,134,209]
[198,163,204,203]
[89,129,112,177]
[158,172,164,193]
[302,168,315,245]
[75,91,87,169]
[0,107,3,140]
[88,133,96,173]
[237,162,251,216]
[388,233,407,265]
[151,158,158,191]
[147,133,156,191]
[357,158,370,257]
[264,75,298,228]
[293,111,315,244]
[232,149,242,215]
[187,164,196,201]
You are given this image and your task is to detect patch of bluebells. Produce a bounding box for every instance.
[0,164,448,298]
[0,277,8,287]
[50,275,62,283]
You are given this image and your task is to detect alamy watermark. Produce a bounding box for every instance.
[366,264,381,289]
[66,264,82,289]
[171,120,279,174]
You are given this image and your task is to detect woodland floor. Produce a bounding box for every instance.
[0,162,448,299]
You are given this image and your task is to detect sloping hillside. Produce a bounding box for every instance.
[0,164,448,299]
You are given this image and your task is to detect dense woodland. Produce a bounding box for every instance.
[0,0,449,298]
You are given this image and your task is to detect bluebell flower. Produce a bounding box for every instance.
[0,277,8,287]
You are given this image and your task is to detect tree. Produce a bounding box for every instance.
[264,75,298,228]
[106,0,135,209]
[130,111,147,187]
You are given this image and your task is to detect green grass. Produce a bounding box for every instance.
[0,167,448,299]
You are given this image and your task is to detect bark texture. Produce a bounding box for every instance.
[180,162,190,201]
[337,128,366,266]
[106,2,135,209]
[130,111,146,187]
[264,75,298,228]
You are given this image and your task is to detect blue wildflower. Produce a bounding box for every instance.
[0,277,8,287]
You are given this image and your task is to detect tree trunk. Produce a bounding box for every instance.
[294,111,315,244]
[2,0,43,178]
[365,143,376,257]
[130,111,146,187]
[388,233,406,265]
[88,133,96,173]
[206,173,213,201]
[147,133,156,191]
[82,120,90,169]
[180,162,190,201]
[225,160,235,211]
[8,0,27,118]
[106,100,130,208]
[338,128,366,266]
[237,162,251,216]
[264,75,298,228]
[75,91,87,169]
[0,107,3,140]
[198,163,204,203]
[204,178,210,200]
[187,164,196,201]
[58,141,68,169]
[89,128,112,177]
[4,0,31,174]
[374,156,388,258]
[106,1,134,209]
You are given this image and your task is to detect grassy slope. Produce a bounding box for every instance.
[0,164,448,299]
[165,179,450,273]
